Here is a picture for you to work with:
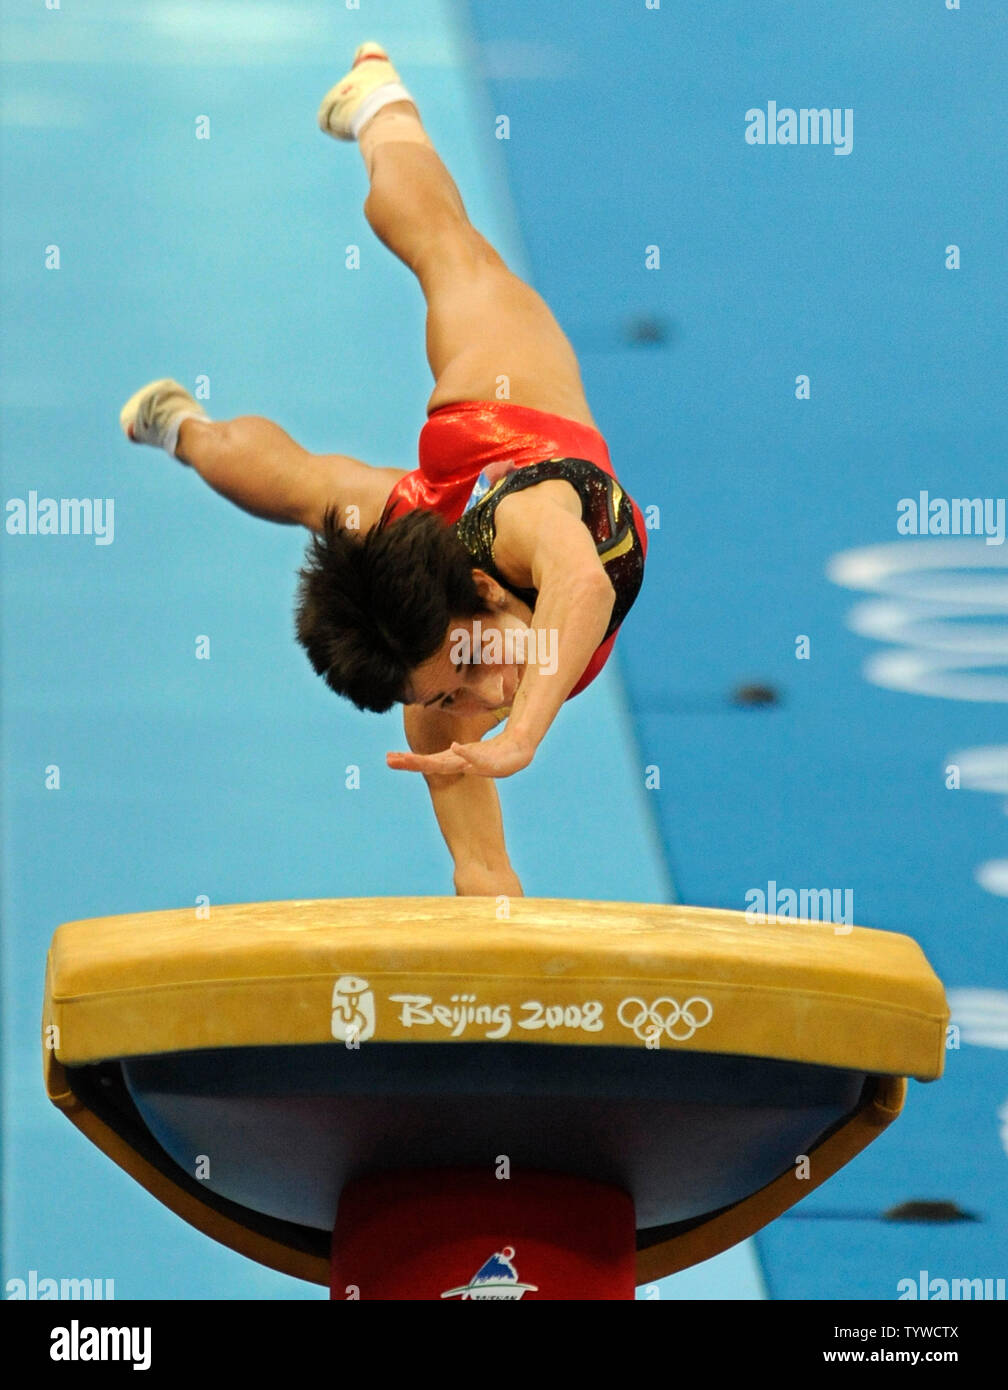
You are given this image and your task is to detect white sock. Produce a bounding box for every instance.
[350,82,415,139]
[164,410,209,460]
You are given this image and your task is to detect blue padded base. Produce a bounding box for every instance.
[119,1043,869,1233]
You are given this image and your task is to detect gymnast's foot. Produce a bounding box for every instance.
[317,41,415,140]
[120,378,209,458]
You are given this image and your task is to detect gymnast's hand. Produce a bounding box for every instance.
[386,728,536,778]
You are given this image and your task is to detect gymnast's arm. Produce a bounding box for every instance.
[489,483,616,759]
[403,703,524,898]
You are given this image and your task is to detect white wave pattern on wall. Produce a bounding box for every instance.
[945,989,1008,1051]
[827,541,1008,898]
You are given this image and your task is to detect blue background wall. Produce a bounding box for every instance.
[3,0,1005,1301]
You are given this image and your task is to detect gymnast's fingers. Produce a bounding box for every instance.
[386,748,467,775]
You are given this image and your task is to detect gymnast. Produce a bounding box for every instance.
[120,42,647,897]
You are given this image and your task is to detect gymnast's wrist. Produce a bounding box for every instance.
[453,861,524,898]
[498,711,543,757]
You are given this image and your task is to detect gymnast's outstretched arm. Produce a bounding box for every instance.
[389,484,615,780]
[498,497,616,758]
[403,704,523,896]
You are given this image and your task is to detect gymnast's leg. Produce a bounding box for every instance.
[328,47,598,427]
[120,379,405,534]
[172,416,403,533]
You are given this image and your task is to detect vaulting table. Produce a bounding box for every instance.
[43,898,948,1300]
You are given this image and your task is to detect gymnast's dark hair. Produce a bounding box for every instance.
[294,507,489,713]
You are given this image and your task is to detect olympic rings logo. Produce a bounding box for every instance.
[617,995,714,1044]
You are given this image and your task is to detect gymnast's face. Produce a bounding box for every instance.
[403,573,531,716]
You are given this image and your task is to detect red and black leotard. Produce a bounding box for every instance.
[379,401,648,698]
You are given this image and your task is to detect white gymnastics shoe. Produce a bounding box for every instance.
[317,41,414,141]
[120,378,208,457]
